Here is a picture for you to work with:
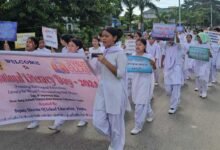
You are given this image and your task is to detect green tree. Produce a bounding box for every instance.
[122,0,137,31]
[0,0,123,47]
[136,0,159,31]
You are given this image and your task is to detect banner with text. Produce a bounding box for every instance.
[127,56,153,73]
[205,31,220,45]
[0,52,98,125]
[188,46,210,61]
[151,23,176,41]
[15,33,36,49]
[0,21,17,41]
[125,39,136,54]
[42,26,58,49]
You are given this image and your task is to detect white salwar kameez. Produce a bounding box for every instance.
[209,43,220,82]
[163,43,184,111]
[129,53,154,130]
[93,45,128,150]
[182,42,195,80]
[147,41,161,83]
[193,43,211,96]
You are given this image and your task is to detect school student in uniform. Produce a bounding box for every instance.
[22,37,52,129]
[89,36,104,54]
[48,38,87,131]
[35,38,51,53]
[134,31,142,40]
[60,34,74,53]
[92,27,128,150]
[88,36,104,77]
[129,39,156,135]
[182,34,195,80]
[147,37,161,85]
[161,34,184,114]
[193,33,212,98]
[208,30,220,85]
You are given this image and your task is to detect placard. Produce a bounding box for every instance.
[0,21,17,41]
[127,56,153,73]
[42,26,58,48]
[151,23,176,41]
[15,33,36,49]
[188,46,210,61]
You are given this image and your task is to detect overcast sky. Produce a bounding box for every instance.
[121,0,184,15]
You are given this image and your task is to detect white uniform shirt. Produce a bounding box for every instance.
[193,43,211,82]
[61,47,68,53]
[163,43,184,85]
[35,47,51,53]
[130,53,155,104]
[94,45,128,114]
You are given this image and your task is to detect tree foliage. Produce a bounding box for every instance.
[0,0,122,46]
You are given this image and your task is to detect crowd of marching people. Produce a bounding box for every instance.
[2,26,220,150]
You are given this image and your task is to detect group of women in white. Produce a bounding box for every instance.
[3,27,220,150]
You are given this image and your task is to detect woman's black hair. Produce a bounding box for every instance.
[136,38,147,53]
[28,37,39,49]
[186,34,193,39]
[61,34,74,43]
[103,27,123,43]
[68,38,83,49]
[136,31,142,38]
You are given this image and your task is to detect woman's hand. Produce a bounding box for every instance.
[97,55,107,64]
[150,60,157,70]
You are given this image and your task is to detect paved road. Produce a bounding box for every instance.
[0,74,220,150]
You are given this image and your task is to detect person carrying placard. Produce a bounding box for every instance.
[129,39,156,135]
[161,34,184,114]
[193,33,212,99]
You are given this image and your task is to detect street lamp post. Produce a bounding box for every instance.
[178,0,181,25]
[210,0,213,27]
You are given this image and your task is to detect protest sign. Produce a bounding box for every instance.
[42,26,58,49]
[0,21,17,41]
[0,52,98,125]
[188,46,210,61]
[151,23,176,41]
[15,33,36,49]
[127,56,153,73]
[176,25,184,32]
[205,31,220,44]
[125,39,136,54]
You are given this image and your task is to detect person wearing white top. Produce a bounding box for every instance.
[161,35,184,114]
[48,38,87,131]
[193,33,212,98]
[60,34,73,53]
[147,39,161,85]
[2,37,53,129]
[92,27,128,150]
[182,34,195,80]
[88,37,104,77]
[129,39,156,135]
[35,38,51,53]
[89,36,104,54]
[209,42,219,84]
